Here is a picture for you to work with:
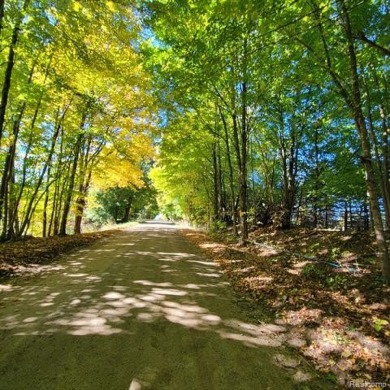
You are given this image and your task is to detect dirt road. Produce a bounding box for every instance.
[0,223,336,389]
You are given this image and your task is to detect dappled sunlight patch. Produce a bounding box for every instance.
[225,319,286,336]
[139,293,165,302]
[89,248,116,252]
[199,242,227,256]
[286,269,300,276]
[367,302,387,311]
[160,265,175,273]
[228,266,255,276]
[65,273,89,278]
[273,353,300,369]
[303,318,390,384]
[201,314,221,324]
[158,251,195,259]
[136,313,156,323]
[162,308,204,328]
[292,260,310,270]
[188,259,216,267]
[199,242,223,249]
[134,280,173,287]
[195,272,220,278]
[22,317,38,323]
[216,319,287,348]
[178,283,201,290]
[282,308,324,326]
[152,288,187,296]
[257,249,279,258]
[284,327,308,348]
[251,243,280,257]
[162,301,208,314]
[48,308,126,336]
[21,291,39,296]
[242,275,274,290]
[103,291,126,300]
[217,329,284,348]
[0,284,17,292]
[293,370,312,382]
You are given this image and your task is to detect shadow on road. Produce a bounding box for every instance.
[0,226,338,389]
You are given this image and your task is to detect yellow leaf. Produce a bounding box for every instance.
[72,1,81,12]
[106,1,116,12]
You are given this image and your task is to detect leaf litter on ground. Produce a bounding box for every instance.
[181,227,390,388]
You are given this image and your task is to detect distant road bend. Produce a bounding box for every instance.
[0,223,336,390]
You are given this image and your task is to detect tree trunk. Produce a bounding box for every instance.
[0,0,4,37]
[278,101,298,229]
[237,88,249,243]
[74,168,92,234]
[211,142,220,224]
[338,0,390,281]
[59,130,83,236]
[364,80,390,229]
[219,107,237,235]
[0,0,30,144]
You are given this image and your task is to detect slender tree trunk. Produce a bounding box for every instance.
[59,132,83,235]
[18,112,63,236]
[237,106,248,239]
[232,112,247,242]
[239,55,249,243]
[312,125,321,228]
[0,113,23,239]
[74,170,92,234]
[375,70,390,227]
[344,201,348,231]
[338,0,390,281]
[380,103,390,228]
[0,0,30,145]
[211,142,220,224]
[219,107,237,235]
[0,0,4,37]
[42,167,51,237]
[49,176,64,236]
[3,61,40,239]
[278,102,298,229]
[364,80,390,229]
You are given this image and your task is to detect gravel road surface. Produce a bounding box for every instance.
[0,223,337,389]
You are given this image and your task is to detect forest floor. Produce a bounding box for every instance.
[0,226,389,387]
[0,230,121,281]
[182,227,390,387]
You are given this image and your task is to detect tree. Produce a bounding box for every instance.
[0,0,156,238]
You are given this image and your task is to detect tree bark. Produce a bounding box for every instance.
[59,128,83,235]
[211,142,220,223]
[0,0,30,145]
[0,0,4,37]
[338,0,390,281]
[239,79,249,243]
[219,107,237,235]
[74,170,92,234]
